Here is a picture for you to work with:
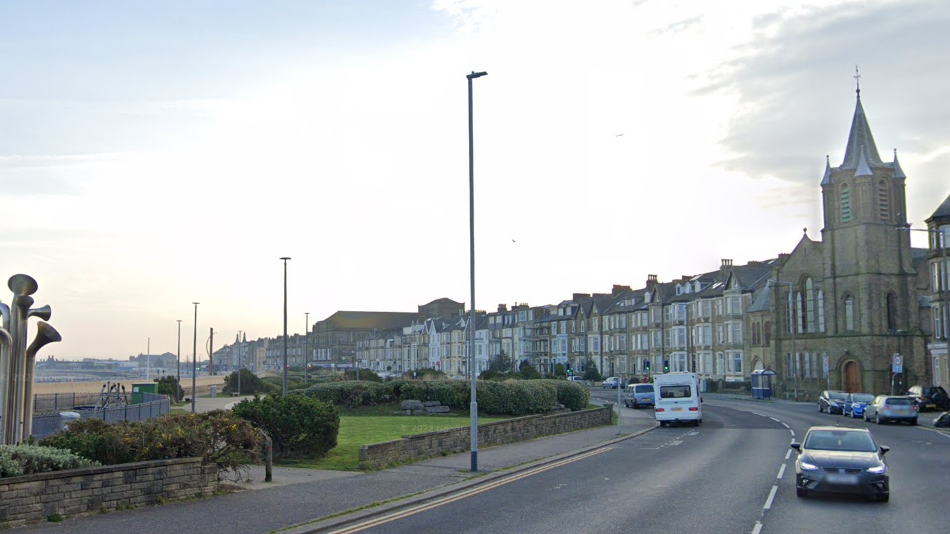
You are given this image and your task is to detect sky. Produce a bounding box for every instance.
[2,0,949,361]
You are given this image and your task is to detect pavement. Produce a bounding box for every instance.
[17,396,658,534]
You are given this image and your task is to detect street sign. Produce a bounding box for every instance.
[892,354,903,374]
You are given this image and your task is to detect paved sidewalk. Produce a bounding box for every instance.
[18,408,657,534]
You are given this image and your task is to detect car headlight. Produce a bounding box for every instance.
[800,461,820,471]
[866,465,886,474]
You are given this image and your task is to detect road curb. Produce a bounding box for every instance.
[276,422,659,534]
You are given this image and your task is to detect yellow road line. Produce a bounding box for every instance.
[326,447,614,534]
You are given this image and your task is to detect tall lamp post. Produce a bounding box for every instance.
[305,312,310,383]
[280,257,291,396]
[768,280,798,400]
[191,302,199,413]
[176,319,182,402]
[467,70,487,473]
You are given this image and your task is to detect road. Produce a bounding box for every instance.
[323,390,950,534]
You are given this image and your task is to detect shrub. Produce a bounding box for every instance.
[304,381,396,407]
[154,375,184,401]
[518,361,543,380]
[40,411,262,474]
[542,379,590,411]
[341,369,383,382]
[583,359,603,382]
[224,369,270,395]
[0,444,99,478]
[232,394,339,459]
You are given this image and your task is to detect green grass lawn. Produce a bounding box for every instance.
[278,411,506,471]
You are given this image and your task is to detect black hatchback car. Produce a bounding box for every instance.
[906,385,950,412]
[818,390,848,414]
[791,426,890,502]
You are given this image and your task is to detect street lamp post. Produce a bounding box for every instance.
[769,280,798,400]
[305,312,310,383]
[467,69,487,473]
[191,302,199,413]
[176,320,182,402]
[280,257,291,396]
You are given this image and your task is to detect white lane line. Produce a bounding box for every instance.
[777,464,786,479]
[789,429,795,437]
[751,411,768,417]
[785,449,792,460]
[781,422,789,428]
[752,522,763,534]
[769,416,781,422]
[763,485,778,510]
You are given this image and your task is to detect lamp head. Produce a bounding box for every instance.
[467,71,488,79]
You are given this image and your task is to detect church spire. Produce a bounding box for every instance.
[820,155,832,185]
[840,70,883,170]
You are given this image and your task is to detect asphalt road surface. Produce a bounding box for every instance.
[326,392,950,534]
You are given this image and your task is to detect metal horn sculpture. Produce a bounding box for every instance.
[0,274,60,444]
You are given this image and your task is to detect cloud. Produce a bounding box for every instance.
[702,1,950,189]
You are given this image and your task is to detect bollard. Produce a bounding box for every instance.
[264,434,273,482]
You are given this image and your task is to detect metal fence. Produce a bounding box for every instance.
[30,393,171,440]
[32,392,108,413]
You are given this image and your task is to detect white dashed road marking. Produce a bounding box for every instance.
[763,485,778,510]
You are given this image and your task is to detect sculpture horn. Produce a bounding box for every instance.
[0,302,9,329]
[22,322,62,441]
[26,322,62,359]
[8,275,38,297]
[27,304,52,322]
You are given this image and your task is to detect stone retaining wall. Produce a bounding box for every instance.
[359,406,612,470]
[0,457,217,529]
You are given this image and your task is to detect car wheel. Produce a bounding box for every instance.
[876,413,883,424]
[864,412,869,422]
[910,419,918,426]
[878,493,889,503]
[818,404,823,413]
[796,486,807,498]
[659,421,667,427]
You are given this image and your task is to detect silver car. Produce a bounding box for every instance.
[863,395,918,425]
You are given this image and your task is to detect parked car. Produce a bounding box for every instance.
[864,395,918,425]
[602,377,620,389]
[906,385,950,412]
[791,426,890,502]
[818,390,848,414]
[568,376,587,384]
[843,393,876,418]
[623,383,656,409]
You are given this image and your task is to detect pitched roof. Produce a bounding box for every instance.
[323,311,417,329]
[928,191,950,221]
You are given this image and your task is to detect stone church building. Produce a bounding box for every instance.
[768,86,934,397]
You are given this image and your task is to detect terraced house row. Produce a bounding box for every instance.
[219,89,950,400]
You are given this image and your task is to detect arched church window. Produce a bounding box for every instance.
[817,290,826,332]
[805,278,816,333]
[844,294,855,331]
[841,185,852,223]
[886,292,898,332]
[878,180,890,221]
[796,292,804,334]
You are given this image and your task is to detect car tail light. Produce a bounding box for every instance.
[912,404,918,411]
[688,407,699,411]
[655,408,665,412]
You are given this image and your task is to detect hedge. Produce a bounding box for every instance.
[0,444,99,478]
[232,394,339,459]
[301,379,590,415]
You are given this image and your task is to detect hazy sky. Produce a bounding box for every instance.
[2,0,949,361]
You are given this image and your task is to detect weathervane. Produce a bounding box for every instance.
[0,274,62,444]
[854,65,861,96]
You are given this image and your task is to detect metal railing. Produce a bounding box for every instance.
[30,393,170,440]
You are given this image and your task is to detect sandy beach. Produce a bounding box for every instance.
[32,376,225,395]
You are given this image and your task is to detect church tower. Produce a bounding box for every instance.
[816,78,921,390]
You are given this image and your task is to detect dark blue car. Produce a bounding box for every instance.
[844,393,876,418]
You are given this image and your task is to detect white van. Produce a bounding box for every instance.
[654,372,702,427]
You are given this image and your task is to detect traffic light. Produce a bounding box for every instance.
[663,360,670,373]
[643,359,651,372]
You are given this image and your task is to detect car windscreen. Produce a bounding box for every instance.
[885,397,914,405]
[635,385,654,393]
[660,385,691,398]
[852,394,875,403]
[804,430,876,452]
[829,392,848,400]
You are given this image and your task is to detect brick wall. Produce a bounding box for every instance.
[359,407,612,470]
[0,457,217,529]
